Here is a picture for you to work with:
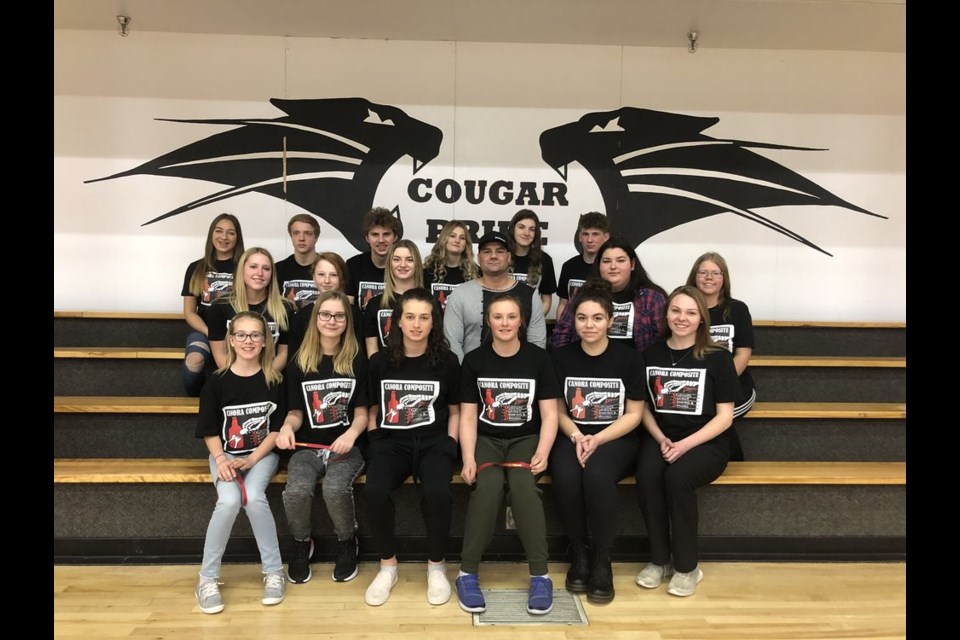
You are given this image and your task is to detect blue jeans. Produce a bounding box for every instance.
[183,330,212,397]
[282,447,365,541]
[199,451,282,579]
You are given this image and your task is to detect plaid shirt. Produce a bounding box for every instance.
[549,287,665,351]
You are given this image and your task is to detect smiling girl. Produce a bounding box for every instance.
[635,286,740,598]
[363,240,425,358]
[194,311,285,614]
[423,220,478,312]
[455,292,560,615]
[507,210,557,316]
[551,236,666,351]
[207,248,294,373]
[181,214,245,396]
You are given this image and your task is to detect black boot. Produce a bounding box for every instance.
[586,547,615,603]
[565,538,591,593]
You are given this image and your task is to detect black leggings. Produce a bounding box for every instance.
[635,434,729,573]
[364,431,458,562]
[549,434,640,549]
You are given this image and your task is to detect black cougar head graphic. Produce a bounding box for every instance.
[86,97,443,252]
[540,107,885,256]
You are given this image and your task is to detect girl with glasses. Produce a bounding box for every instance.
[288,252,363,358]
[275,291,368,586]
[685,252,753,460]
[194,311,286,614]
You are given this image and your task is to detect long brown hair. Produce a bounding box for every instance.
[507,209,544,286]
[189,214,245,296]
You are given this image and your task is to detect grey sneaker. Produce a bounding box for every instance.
[195,577,224,614]
[666,567,704,597]
[635,561,675,589]
[262,570,286,605]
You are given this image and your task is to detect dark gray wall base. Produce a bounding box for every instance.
[53,535,906,565]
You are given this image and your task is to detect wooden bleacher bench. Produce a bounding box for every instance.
[52,459,906,486]
[53,396,906,419]
[53,347,907,369]
[55,311,907,328]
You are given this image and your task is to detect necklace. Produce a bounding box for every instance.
[668,345,693,366]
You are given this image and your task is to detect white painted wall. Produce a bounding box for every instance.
[54,30,905,320]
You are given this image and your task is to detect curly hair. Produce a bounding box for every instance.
[424,220,478,282]
[383,288,449,368]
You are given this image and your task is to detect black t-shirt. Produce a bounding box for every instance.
[643,341,741,441]
[608,288,639,348]
[206,298,293,346]
[551,340,646,436]
[288,302,364,360]
[275,255,320,310]
[424,264,469,313]
[511,252,557,296]
[557,255,594,301]
[368,351,461,436]
[363,293,398,348]
[708,299,756,394]
[286,352,368,446]
[346,253,386,311]
[195,369,285,455]
[461,342,560,439]
[181,258,236,324]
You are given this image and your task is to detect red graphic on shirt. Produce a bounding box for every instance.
[654,376,664,408]
[227,416,243,449]
[312,390,325,424]
[362,289,374,309]
[484,388,496,420]
[386,390,400,424]
[437,291,447,309]
[378,311,393,345]
[571,386,585,419]
[287,287,296,302]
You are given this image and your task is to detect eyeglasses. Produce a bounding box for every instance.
[231,331,264,342]
[696,270,723,279]
[318,311,348,323]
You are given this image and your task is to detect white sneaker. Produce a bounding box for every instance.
[666,567,704,597]
[635,561,675,589]
[365,569,399,606]
[426,565,451,605]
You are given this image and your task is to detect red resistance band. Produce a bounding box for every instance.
[476,461,533,473]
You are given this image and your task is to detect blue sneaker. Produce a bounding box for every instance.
[455,573,486,613]
[527,576,553,615]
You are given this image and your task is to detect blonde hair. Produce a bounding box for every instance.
[228,247,290,331]
[218,311,282,386]
[382,240,424,308]
[664,286,724,360]
[296,291,359,377]
[685,251,734,321]
[424,220,478,282]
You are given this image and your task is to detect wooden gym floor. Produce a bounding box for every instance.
[54,561,906,639]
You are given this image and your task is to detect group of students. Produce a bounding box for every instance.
[181,206,756,616]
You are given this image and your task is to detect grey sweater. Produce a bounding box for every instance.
[442,279,547,362]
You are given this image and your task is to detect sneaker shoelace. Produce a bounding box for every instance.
[264,573,285,589]
[198,581,221,599]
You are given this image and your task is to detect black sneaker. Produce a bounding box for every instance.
[333,535,359,582]
[586,547,615,603]
[286,538,314,584]
[565,538,591,593]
